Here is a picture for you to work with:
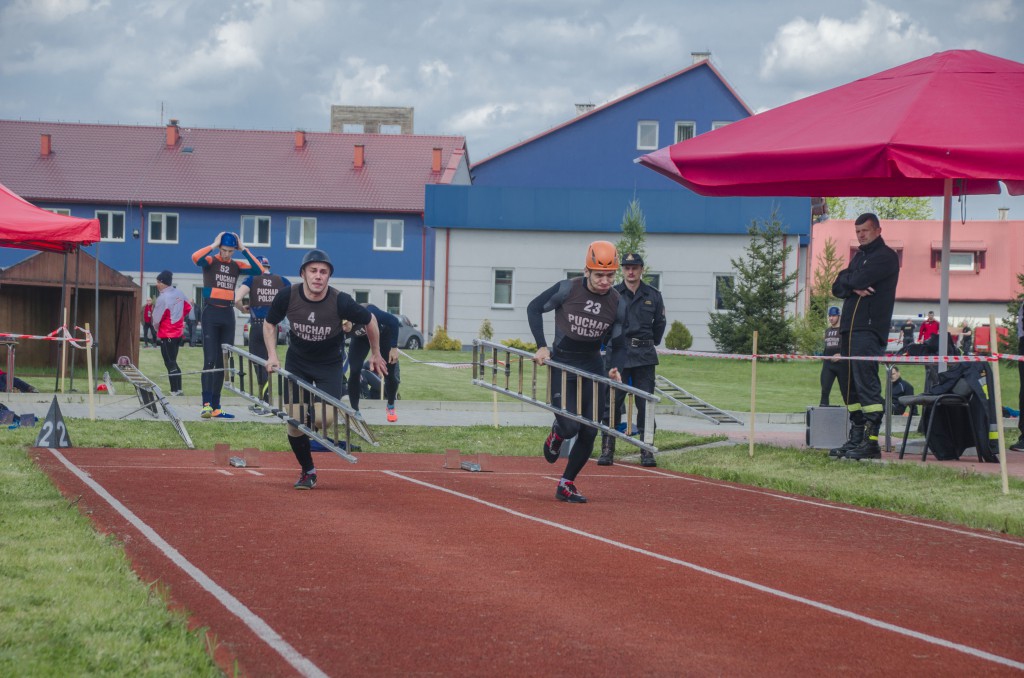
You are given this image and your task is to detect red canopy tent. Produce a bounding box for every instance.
[0,181,100,252]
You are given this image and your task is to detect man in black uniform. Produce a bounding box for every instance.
[597,252,665,467]
[829,213,900,461]
[819,306,842,406]
[264,250,386,490]
[236,256,291,415]
[529,240,626,504]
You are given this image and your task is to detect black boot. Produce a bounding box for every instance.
[845,421,882,460]
[829,424,864,459]
[597,434,615,466]
[640,449,657,467]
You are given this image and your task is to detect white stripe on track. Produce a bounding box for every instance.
[385,470,1024,672]
[629,465,1024,548]
[46,449,328,678]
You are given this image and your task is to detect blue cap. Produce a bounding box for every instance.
[259,256,270,267]
[220,232,239,248]
[828,306,840,316]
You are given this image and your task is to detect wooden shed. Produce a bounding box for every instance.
[0,250,139,368]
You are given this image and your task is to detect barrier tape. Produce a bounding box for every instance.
[0,325,93,350]
[658,347,1024,364]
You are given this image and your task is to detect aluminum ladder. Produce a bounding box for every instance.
[654,375,743,425]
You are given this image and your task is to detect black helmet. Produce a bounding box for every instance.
[300,249,334,276]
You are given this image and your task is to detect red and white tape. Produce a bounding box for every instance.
[0,325,93,350]
[658,347,1023,364]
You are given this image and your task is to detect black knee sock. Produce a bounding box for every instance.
[288,433,314,473]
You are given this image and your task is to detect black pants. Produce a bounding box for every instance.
[1018,337,1024,435]
[159,337,182,392]
[613,364,655,436]
[143,322,156,347]
[248,319,270,396]
[201,304,235,409]
[347,338,399,410]
[819,360,842,406]
[550,350,607,482]
[836,331,885,426]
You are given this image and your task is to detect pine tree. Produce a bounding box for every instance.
[615,199,647,280]
[826,197,933,221]
[707,210,798,354]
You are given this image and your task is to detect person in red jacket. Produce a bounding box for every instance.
[142,298,156,348]
[917,311,939,343]
[153,270,190,395]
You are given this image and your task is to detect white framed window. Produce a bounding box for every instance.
[636,121,659,150]
[380,124,402,134]
[949,252,976,271]
[96,210,125,242]
[714,274,735,311]
[342,123,364,133]
[353,290,370,304]
[241,215,271,247]
[493,269,514,307]
[385,291,402,315]
[286,217,316,248]
[45,208,71,216]
[374,219,404,251]
[674,121,695,143]
[148,213,179,243]
[565,270,584,280]
[645,272,662,290]
[711,121,733,131]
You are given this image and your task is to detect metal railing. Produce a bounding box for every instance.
[221,345,377,463]
[471,340,659,455]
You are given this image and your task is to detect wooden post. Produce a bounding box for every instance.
[989,314,1010,495]
[85,323,95,420]
[749,330,758,458]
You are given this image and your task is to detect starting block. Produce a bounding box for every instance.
[443,448,485,472]
[213,442,261,468]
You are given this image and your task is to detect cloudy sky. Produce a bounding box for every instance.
[1,0,1021,217]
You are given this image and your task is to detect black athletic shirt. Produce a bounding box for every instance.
[266,285,371,363]
[527,277,626,370]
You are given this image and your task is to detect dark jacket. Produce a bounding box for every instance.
[613,280,666,368]
[832,235,900,343]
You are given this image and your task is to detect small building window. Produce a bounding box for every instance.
[385,291,402,315]
[636,121,659,150]
[374,219,404,251]
[565,271,584,280]
[342,123,364,133]
[149,213,179,243]
[353,290,370,304]
[949,252,976,271]
[714,274,735,311]
[711,121,733,131]
[241,215,271,247]
[286,217,316,248]
[645,272,661,290]
[96,210,125,242]
[674,122,695,143]
[493,269,514,307]
[380,124,402,135]
[45,208,71,216]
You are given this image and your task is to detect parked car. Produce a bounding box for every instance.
[397,314,424,349]
[243,316,289,345]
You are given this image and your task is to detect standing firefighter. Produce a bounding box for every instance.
[528,240,626,504]
[829,213,900,460]
[236,256,291,415]
[263,250,386,490]
[597,252,665,467]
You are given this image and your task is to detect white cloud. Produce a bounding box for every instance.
[761,0,940,85]
[328,58,397,104]
[3,0,101,23]
[967,0,1017,22]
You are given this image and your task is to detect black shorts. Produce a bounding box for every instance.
[283,351,344,403]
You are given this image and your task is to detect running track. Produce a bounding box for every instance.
[34,447,1024,677]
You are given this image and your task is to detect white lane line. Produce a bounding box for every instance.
[384,470,1024,672]
[46,449,328,678]
[245,470,264,476]
[216,470,232,476]
[629,465,1024,548]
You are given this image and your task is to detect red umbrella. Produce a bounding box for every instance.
[0,181,100,252]
[637,49,1024,361]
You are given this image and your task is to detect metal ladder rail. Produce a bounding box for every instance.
[654,375,744,425]
[111,358,194,448]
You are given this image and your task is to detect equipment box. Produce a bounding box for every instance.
[805,406,849,449]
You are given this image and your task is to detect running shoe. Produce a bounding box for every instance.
[542,426,563,463]
[386,405,398,423]
[294,472,317,490]
[555,481,587,503]
[212,409,235,419]
[248,403,271,416]
[201,404,213,418]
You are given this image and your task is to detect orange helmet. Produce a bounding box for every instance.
[585,241,619,271]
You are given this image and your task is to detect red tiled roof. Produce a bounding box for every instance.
[0,120,466,213]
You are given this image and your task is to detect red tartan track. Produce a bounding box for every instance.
[33,447,1024,677]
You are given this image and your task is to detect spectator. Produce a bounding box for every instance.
[819,306,842,407]
[153,270,189,396]
[142,297,156,348]
[0,368,38,393]
[917,311,939,343]
[888,366,915,415]
[959,325,973,355]
[900,318,916,350]
[185,303,198,347]
[343,304,400,422]
[235,256,291,415]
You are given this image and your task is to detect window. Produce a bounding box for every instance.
[636,121,659,150]
[493,269,514,306]
[674,122,695,143]
[353,290,370,304]
[380,124,402,134]
[714,274,735,311]
[385,291,402,315]
[286,217,316,248]
[645,273,661,290]
[149,213,179,243]
[711,121,733,131]
[374,219,404,251]
[241,215,271,247]
[949,252,976,271]
[45,208,71,216]
[342,123,364,133]
[565,271,584,280]
[96,210,125,242]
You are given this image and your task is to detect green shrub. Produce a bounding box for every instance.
[501,337,537,352]
[791,313,826,356]
[479,319,494,340]
[426,326,462,351]
[664,321,693,350]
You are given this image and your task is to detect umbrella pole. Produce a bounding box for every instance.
[749,330,758,458]
[989,315,1010,495]
[938,178,953,372]
[85,322,95,421]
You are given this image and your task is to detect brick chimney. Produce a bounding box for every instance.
[998,207,1009,221]
[40,133,52,156]
[432,147,442,173]
[691,51,711,64]
[294,130,306,149]
[165,119,180,147]
[354,144,365,169]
